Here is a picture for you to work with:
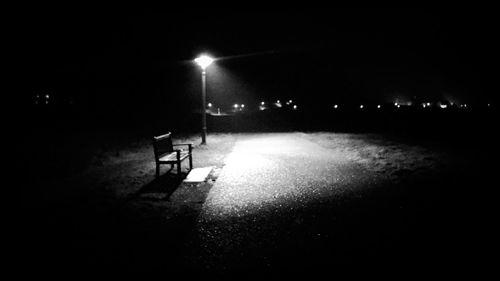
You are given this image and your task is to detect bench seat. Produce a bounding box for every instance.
[159,150,190,163]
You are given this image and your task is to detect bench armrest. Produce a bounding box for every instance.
[173,143,192,154]
[172,143,193,147]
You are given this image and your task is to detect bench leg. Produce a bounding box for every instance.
[156,163,160,179]
[189,154,193,170]
[177,160,182,177]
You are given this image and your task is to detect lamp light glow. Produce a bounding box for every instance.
[194,55,214,70]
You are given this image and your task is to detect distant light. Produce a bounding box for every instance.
[293,105,297,110]
[334,105,338,109]
[207,103,212,107]
[440,104,447,109]
[241,104,245,108]
[261,101,265,105]
[397,105,401,108]
[426,103,431,107]
[377,105,381,109]
[360,105,364,109]
[488,103,491,107]
[45,94,50,99]
[422,103,426,108]
[194,55,214,70]
[289,100,293,104]
[277,100,280,104]
[234,104,239,108]
[394,102,398,106]
[463,104,467,108]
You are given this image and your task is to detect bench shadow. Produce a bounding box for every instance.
[128,170,187,201]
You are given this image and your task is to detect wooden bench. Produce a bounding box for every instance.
[152,132,193,179]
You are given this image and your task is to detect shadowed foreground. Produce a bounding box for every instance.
[16,132,496,278]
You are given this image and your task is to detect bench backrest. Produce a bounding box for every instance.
[153,132,174,160]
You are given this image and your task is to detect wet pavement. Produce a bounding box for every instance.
[183,133,397,275]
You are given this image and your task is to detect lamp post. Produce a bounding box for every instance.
[194,55,214,144]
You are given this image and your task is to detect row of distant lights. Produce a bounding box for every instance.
[333,102,491,110]
[207,103,246,108]
[332,103,400,109]
[208,101,491,111]
[207,100,298,110]
[34,94,50,105]
[274,100,298,109]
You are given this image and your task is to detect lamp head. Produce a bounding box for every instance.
[194,55,214,70]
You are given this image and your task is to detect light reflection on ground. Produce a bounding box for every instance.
[199,134,378,219]
[186,132,441,272]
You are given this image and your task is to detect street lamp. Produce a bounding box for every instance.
[194,54,214,144]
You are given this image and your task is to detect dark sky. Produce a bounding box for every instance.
[17,7,497,116]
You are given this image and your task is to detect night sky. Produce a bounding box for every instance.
[17,8,496,126]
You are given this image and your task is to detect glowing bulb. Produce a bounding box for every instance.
[207,103,212,107]
[194,55,214,70]
[334,105,338,109]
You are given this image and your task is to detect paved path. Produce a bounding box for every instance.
[185,133,382,273]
